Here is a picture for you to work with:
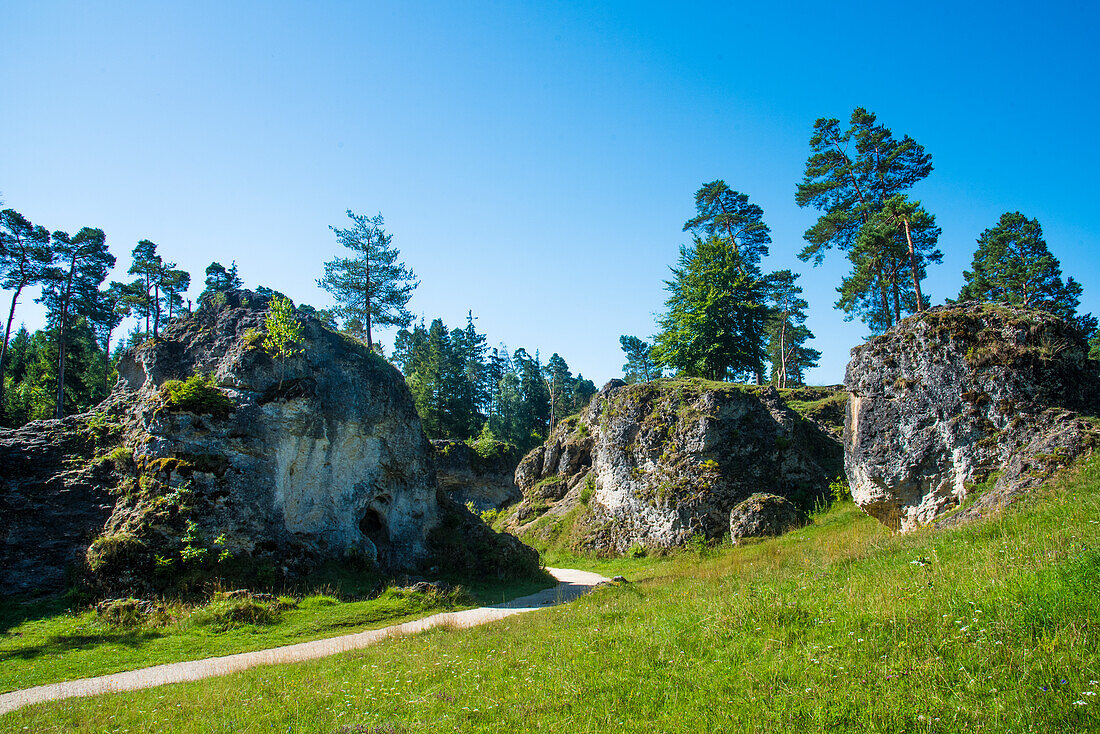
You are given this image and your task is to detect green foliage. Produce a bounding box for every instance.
[765,270,820,387]
[160,372,233,417]
[179,521,210,565]
[86,533,146,574]
[829,476,851,503]
[580,474,595,505]
[958,212,1093,336]
[190,594,281,632]
[796,108,939,331]
[262,296,304,361]
[261,296,305,390]
[393,313,590,450]
[467,423,513,460]
[619,335,658,383]
[653,234,769,381]
[318,210,417,350]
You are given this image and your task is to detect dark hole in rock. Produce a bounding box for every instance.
[359,508,390,554]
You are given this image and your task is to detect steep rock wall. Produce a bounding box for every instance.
[509,378,842,553]
[844,302,1100,530]
[1,291,537,597]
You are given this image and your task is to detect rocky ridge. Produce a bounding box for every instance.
[431,439,522,513]
[507,378,843,553]
[844,302,1100,531]
[0,291,537,597]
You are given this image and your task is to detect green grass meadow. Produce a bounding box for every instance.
[3,454,1099,732]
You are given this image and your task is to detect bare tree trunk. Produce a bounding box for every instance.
[902,216,926,311]
[778,318,787,389]
[103,334,112,395]
[0,285,25,416]
[153,285,161,338]
[55,259,77,419]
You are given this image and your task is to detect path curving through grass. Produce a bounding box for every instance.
[0,567,608,715]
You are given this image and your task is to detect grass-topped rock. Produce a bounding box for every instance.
[506,377,842,554]
[845,301,1100,531]
[1,290,541,599]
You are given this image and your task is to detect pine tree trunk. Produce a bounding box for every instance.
[778,319,787,389]
[55,260,77,419]
[902,216,926,311]
[0,285,24,416]
[55,305,69,419]
[153,285,161,338]
[879,271,892,328]
[892,270,902,326]
[103,334,112,395]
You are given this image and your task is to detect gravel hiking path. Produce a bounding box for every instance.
[0,567,609,715]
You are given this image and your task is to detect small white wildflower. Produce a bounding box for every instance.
[1073,700,1087,706]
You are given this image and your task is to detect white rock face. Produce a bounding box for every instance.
[844,303,1099,531]
[511,378,843,553]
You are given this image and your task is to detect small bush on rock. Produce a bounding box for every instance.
[160,373,233,418]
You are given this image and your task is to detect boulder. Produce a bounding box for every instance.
[844,302,1100,531]
[508,378,842,553]
[728,493,809,543]
[0,291,538,597]
[432,439,522,512]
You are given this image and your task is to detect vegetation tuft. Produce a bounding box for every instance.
[159,373,233,418]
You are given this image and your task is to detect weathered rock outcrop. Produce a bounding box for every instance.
[431,440,522,512]
[507,378,843,553]
[728,493,810,543]
[845,302,1100,531]
[0,417,120,594]
[0,291,537,597]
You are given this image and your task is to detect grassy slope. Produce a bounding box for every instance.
[4,454,1100,732]
[0,576,553,694]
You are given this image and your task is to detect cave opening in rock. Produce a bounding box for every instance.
[358,508,390,554]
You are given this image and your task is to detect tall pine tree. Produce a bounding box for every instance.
[319,211,418,350]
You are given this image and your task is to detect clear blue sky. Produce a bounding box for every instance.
[2,1,1098,385]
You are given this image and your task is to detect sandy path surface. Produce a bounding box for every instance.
[0,567,608,715]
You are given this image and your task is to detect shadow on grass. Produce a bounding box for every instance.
[0,629,163,662]
[0,593,78,636]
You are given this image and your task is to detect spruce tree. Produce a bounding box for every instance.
[653,235,768,382]
[959,212,1084,319]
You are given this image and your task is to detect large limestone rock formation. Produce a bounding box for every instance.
[845,302,1100,531]
[0,417,118,594]
[432,440,522,513]
[0,291,537,597]
[508,378,843,553]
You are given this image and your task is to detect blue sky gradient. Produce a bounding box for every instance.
[2,1,1097,384]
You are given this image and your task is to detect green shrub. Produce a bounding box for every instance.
[95,598,157,629]
[829,476,851,504]
[627,543,647,559]
[191,595,280,631]
[479,507,501,525]
[105,446,133,469]
[160,373,233,418]
[580,474,595,505]
[86,533,147,574]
